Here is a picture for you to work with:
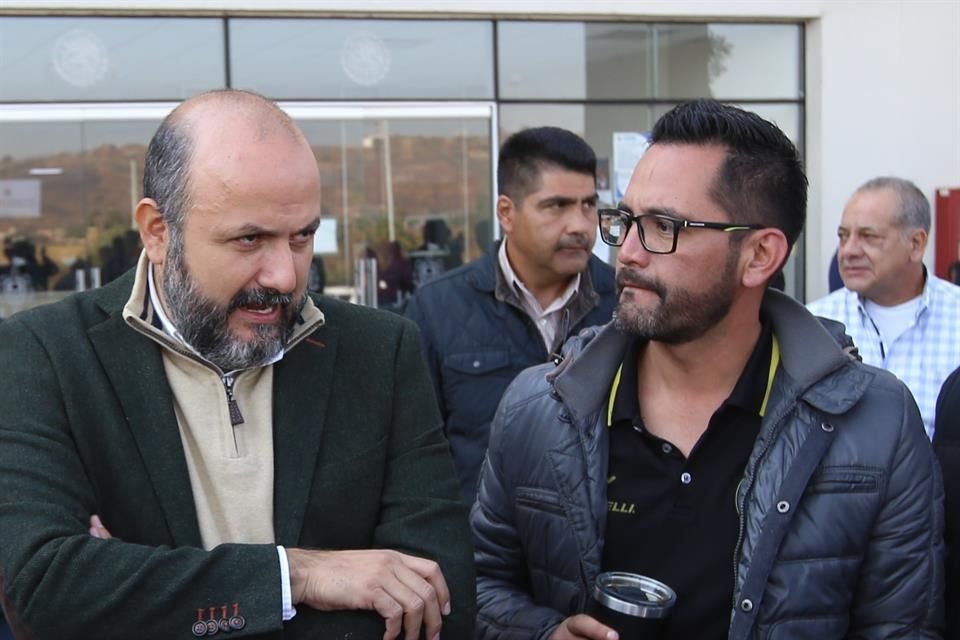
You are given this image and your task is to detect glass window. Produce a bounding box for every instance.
[298,115,492,309]
[0,17,226,101]
[0,118,154,317]
[655,23,801,100]
[498,22,654,100]
[229,18,494,100]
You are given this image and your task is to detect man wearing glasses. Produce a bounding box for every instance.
[471,100,943,640]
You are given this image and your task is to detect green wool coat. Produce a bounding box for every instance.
[0,270,475,639]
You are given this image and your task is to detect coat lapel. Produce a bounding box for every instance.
[87,310,203,548]
[271,324,339,546]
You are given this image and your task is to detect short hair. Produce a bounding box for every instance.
[855,176,930,233]
[142,115,193,234]
[650,100,808,249]
[142,89,300,234]
[497,126,596,203]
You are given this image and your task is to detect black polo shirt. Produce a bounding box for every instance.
[600,318,774,639]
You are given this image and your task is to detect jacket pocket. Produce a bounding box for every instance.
[805,466,880,495]
[515,486,566,517]
[443,349,512,376]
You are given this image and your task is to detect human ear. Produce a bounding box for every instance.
[909,229,928,262]
[741,229,789,289]
[496,194,517,235]
[135,198,169,266]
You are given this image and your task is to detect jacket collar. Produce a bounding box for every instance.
[88,266,335,548]
[467,240,608,340]
[762,290,873,414]
[88,270,204,547]
[550,289,873,427]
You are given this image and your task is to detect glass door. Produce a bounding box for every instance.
[0,102,496,317]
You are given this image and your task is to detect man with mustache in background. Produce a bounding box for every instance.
[0,90,474,640]
[471,101,943,639]
[807,177,960,441]
[405,126,616,506]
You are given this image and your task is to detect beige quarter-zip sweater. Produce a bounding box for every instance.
[121,252,324,550]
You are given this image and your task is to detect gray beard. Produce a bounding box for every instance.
[160,241,305,372]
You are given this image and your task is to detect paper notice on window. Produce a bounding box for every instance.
[0,180,41,218]
[313,218,338,254]
[612,132,651,203]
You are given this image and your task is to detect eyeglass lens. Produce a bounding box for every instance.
[600,212,676,253]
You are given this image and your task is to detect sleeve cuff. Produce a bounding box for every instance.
[277,545,297,621]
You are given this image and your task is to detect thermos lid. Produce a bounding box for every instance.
[592,572,677,619]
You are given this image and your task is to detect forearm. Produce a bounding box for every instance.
[0,320,284,639]
[2,532,282,639]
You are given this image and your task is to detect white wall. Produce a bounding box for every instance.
[3,0,959,301]
[806,0,960,300]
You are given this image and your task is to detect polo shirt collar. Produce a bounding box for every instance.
[608,315,774,428]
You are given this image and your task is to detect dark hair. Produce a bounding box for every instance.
[651,100,808,249]
[497,126,596,203]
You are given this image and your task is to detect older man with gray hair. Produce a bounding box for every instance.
[808,176,960,439]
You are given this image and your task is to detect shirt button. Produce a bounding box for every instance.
[680,472,692,485]
[661,443,672,454]
[472,360,481,368]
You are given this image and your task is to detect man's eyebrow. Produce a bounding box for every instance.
[300,218,321,234]
[538,195,578,207]
[618,202,685,219]
[229,223,271,237]
[644,205,685,219]
[839,224,883,234]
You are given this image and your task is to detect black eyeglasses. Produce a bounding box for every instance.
[597,208,766,255]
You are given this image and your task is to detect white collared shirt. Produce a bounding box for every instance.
[808,273,960,439]
[498,238,580,352]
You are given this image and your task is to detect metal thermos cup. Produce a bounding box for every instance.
[586,572,677,639]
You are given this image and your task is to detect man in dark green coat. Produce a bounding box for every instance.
[0,90,474,640]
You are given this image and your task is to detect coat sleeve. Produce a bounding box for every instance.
[370,320,477,639]
[0,315,284,639]
[471,397,566,640]
[933,366,960,640]
[851,382,945,638]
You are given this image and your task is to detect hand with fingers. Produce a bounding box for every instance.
[285,547,451,640]
[88,514,112,539]
[548,614,619,640]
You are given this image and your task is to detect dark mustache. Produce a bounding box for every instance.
[616,269,666,298]
[557,235,591,251]
[229,288,294,311]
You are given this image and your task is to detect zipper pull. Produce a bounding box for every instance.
[222,375,245,426]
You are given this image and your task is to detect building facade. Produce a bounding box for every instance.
[0,0,957,316]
